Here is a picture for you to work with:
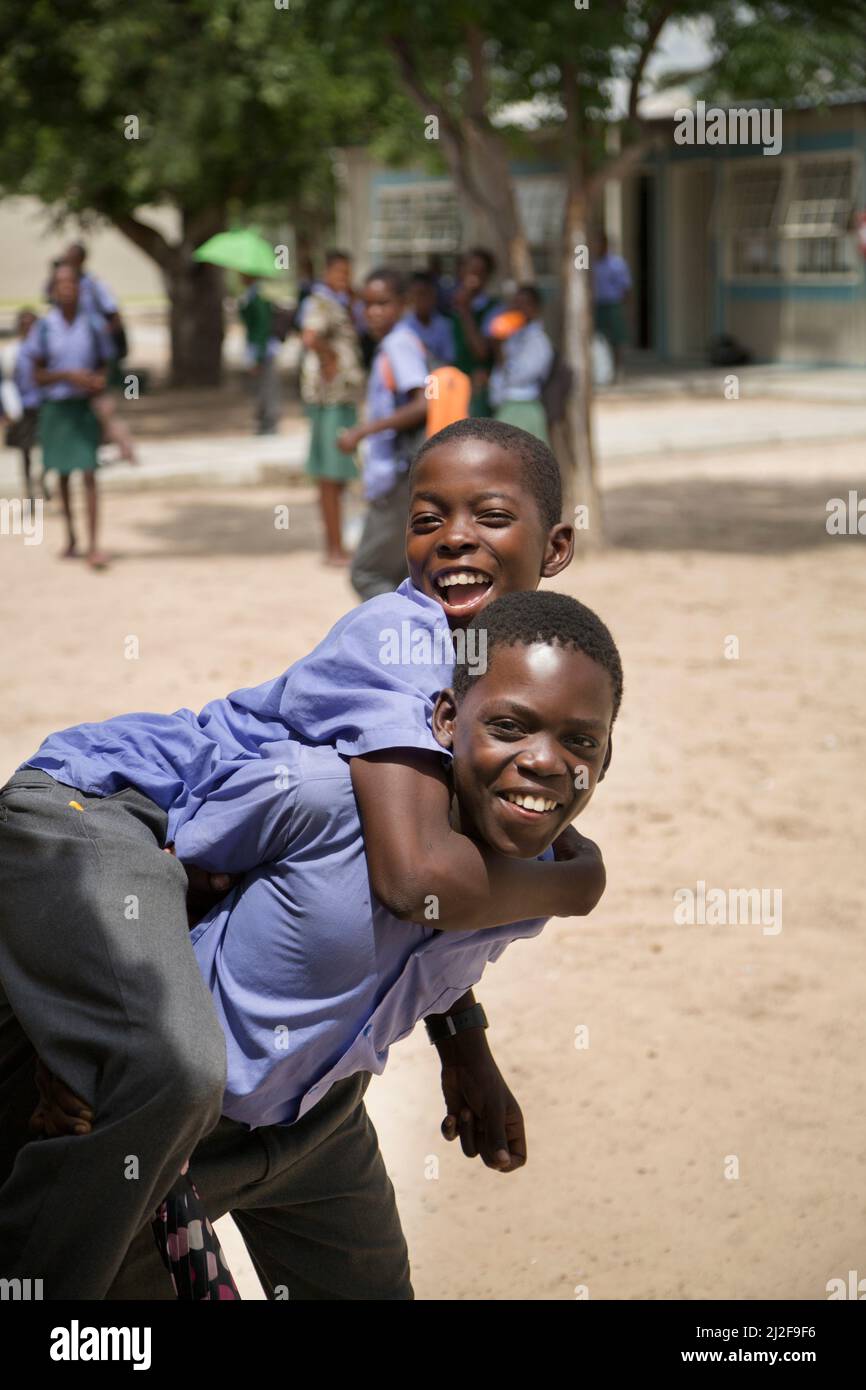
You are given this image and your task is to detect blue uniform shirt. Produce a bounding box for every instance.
[362,322,428,500]
[402,311,455,366]
[22,308,114,402]
[176,740,551,1128]
[489,321,554,406]
[23,581,454,839]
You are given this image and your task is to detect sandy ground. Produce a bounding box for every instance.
[1,437,865,1301]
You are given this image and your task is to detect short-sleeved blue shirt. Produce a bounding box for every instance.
[176,740,551,1128]
[23,581,454,839]
[362,322,428,500]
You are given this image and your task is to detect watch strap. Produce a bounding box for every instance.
[425,1001,488,1045]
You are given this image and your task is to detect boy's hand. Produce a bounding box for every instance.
[551,826,606,914]
[552,824,596,862]
[337,425,364,454]
[30,1060,93,1138]
[436,1029,526,1173]
[163,846,239,928]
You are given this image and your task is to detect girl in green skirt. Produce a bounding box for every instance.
[299,253,365,566]
[30,263,112,569]
[488,285,554,446]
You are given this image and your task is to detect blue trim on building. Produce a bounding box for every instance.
[371,168,450,187]
[725,282,864,301]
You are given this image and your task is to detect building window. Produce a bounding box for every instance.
[369,184,460,264]
[725,153,860,282]
[515,177,566,279]
[727,165,784,277]
[782,156,858,276]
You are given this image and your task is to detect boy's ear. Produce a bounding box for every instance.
[598,732,613,783]
[541,522,574,579]
[431,689,459,750]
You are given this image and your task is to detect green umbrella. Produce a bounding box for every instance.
[193,228,284,279]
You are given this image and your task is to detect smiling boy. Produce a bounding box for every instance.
[0,419,599,1297]
[66,589,621,1299]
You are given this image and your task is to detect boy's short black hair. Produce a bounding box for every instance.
[365,266,405,297]
[411,417,562,534]
[517,283,542,309]
[410,270,436,288]
[453,590,623,724]
[466,246,496,277]
[325,249,351,266]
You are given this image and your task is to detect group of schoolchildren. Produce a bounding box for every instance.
[291,247,558,602]
[0,411,624,1301]
[0,241,135,570]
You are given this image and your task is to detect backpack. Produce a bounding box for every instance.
[379,331,471,440]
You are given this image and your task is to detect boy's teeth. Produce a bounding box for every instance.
[436,571,490,588]
[501,791,557,812]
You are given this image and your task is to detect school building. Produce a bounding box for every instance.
[334,94,866,368]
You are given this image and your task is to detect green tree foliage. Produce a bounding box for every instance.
[0,0,393,383]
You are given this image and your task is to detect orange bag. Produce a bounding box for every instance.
[424,364,471,436]
[488,309,527,340]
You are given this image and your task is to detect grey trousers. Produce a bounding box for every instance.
[253,356,281,433]
[106,1071,413,1301]
[0,770,227,1299]
[350,468,412,601]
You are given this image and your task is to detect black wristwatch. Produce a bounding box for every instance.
[424,1002,488,1045]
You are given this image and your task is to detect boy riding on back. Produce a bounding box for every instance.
[0,419,600,1298]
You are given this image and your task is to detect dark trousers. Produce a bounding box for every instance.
[350,469,412,601]
[107,1071,413,1300]
[0,770,227,1299]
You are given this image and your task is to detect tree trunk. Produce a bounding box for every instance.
[562,182,602,549]
[165,256,225,388]
[459,124,534,282]
[114,206,226,387]
[387,31,533,283]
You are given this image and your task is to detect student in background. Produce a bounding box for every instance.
[592,233,632,383]
[404,271,456,364]
[1,309,49,501]
[489,285,554,445]
[60,243,138,463]
[449,247,500,417]
[337,268,427,601]
[300,251,365,566]
[27,264,114,569]
[238,274,282,436]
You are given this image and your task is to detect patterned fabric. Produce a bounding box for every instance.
[299,289,364,407]
[151,1163,241,1300]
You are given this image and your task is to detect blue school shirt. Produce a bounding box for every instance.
[489,321,554,406]
[592,253,632,306]
[402,311,455,365]
[177,740,551,1128]
[22,308,114,402]
[363,322,428,501]
[22,580,454,840]
[78,273,119,320]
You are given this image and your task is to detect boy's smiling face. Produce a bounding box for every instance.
[407,441,573,628]
[363,278,403,341]
[432,641,614,859]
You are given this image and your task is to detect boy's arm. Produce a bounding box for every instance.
[359,386,426,440]
[351,750,605,932]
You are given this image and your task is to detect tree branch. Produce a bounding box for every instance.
[587,129,663,204]
[627,2,676,123]
[113,212,175,271]
[387,32,501,222]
